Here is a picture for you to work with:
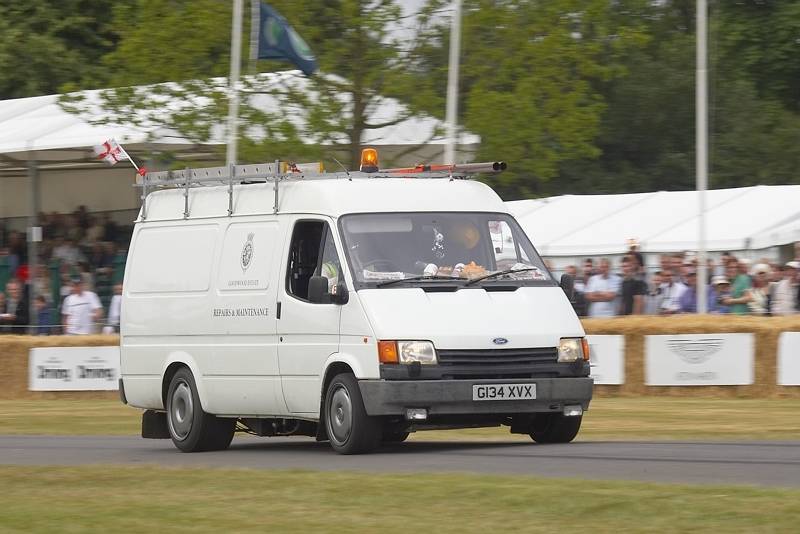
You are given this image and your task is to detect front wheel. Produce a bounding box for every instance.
[166,368,235,452]
[529,413,582,444]
[324,372,381,454]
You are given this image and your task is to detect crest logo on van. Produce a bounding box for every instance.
[241,233,255,272]
[493,337,508,345]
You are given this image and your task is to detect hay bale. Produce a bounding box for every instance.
[0,335,119,400]
[582,316,800,398]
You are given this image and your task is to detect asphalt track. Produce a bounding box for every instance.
[2,435,799,487]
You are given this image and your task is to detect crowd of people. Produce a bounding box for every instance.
[566,242,800,317]
[0,207,129,335]
[3,207,800,331]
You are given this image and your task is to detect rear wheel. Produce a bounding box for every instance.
[529,413,582,444]
[324,372,381,454]
[166,368,235,452]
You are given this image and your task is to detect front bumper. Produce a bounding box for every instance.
[358,377,593,416]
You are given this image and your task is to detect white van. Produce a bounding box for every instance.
[120,155,592,454]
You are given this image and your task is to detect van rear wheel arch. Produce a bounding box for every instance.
[162,362,188,409]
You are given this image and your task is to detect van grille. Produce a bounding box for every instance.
[436,347,559,379]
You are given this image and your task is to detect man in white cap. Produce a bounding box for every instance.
[771,262,798,315]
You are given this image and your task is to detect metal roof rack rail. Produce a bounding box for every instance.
[133,159,506,220]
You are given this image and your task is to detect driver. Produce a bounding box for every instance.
[319,237,340,293]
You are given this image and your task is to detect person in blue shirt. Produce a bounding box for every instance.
[34,295,53,335]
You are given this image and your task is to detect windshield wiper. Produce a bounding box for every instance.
[465,267,540,286]
[376,275,464,288]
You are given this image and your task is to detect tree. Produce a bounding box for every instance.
[553,0,800,195]
[60,0,430,169]
[408,0,649,199]
[0,0,133,99]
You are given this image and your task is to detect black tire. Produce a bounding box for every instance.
[529,413,582,444]
[324,372,381,454]
[166,367,236,452]
[382,431,410,443]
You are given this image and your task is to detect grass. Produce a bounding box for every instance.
[1,397,799,440]
[2,466,799,533]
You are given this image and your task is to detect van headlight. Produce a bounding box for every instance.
[558,338,589,362]
[398,341,438,365]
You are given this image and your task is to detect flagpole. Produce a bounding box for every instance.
[444,0,462,165]
[249,0,260,74]
[226,0,244,166]
[696,0,708,314]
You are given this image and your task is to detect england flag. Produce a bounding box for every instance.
[94,139,126,165]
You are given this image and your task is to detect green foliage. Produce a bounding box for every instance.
[102,0,233,86]
[551,0,800,196]
[7,0,800,195]
[411,0,650,198]
[0,0,132,99]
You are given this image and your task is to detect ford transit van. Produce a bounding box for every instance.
[120,156,592,454]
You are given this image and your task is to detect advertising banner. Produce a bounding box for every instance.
[645,333,754,386]
[587,335,625,385]
[29,346,120,391]
[777,332,800,386]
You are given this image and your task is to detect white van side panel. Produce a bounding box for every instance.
[121,217,287,416]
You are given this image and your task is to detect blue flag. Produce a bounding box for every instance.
[256,3,318,76]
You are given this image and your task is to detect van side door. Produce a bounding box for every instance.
[277,218,343,415]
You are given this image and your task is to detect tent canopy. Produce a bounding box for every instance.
[507,185,800,257]
[0,70,479,176]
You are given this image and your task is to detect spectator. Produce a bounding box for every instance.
[659,267,687,314]
[571,262,591,317]
[712,276,731,314]
[671,254,685,281]
[61,278,103,335]
[575,259,594,292]
[644,271,664,315]
[31,264,52,304]
[34,295,53,335]
[0,279,29,334]
[620,255,647,315]
[626,239,645,276]
[102,213,119,243]
[52,237,83,266]
[771,262,798,315]
[724,259,753,315]
[678,269,716,313]
[106,283,123,334]
[585,258,621,317]
[84,216,104,246]
[748,264,770,315]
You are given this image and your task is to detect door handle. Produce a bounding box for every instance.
[276,301,281,319]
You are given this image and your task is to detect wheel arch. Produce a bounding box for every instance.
[316,355,360,440]
[160,352,207,411]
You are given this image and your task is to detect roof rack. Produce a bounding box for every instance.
[134,159,506,220]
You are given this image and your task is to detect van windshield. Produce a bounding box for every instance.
[338,212,552,288]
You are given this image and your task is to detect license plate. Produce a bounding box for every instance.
[472,383,536,401]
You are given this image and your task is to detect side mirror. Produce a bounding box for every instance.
[307,276,329,304]
[560,273,575,302]
[331,281,349,305]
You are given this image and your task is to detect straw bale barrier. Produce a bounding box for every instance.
[0,335,119,400]
[584,315,800,399]
[0,316,799,400]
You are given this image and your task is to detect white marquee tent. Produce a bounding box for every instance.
[507,185,800,267]
[0,71,479,219]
